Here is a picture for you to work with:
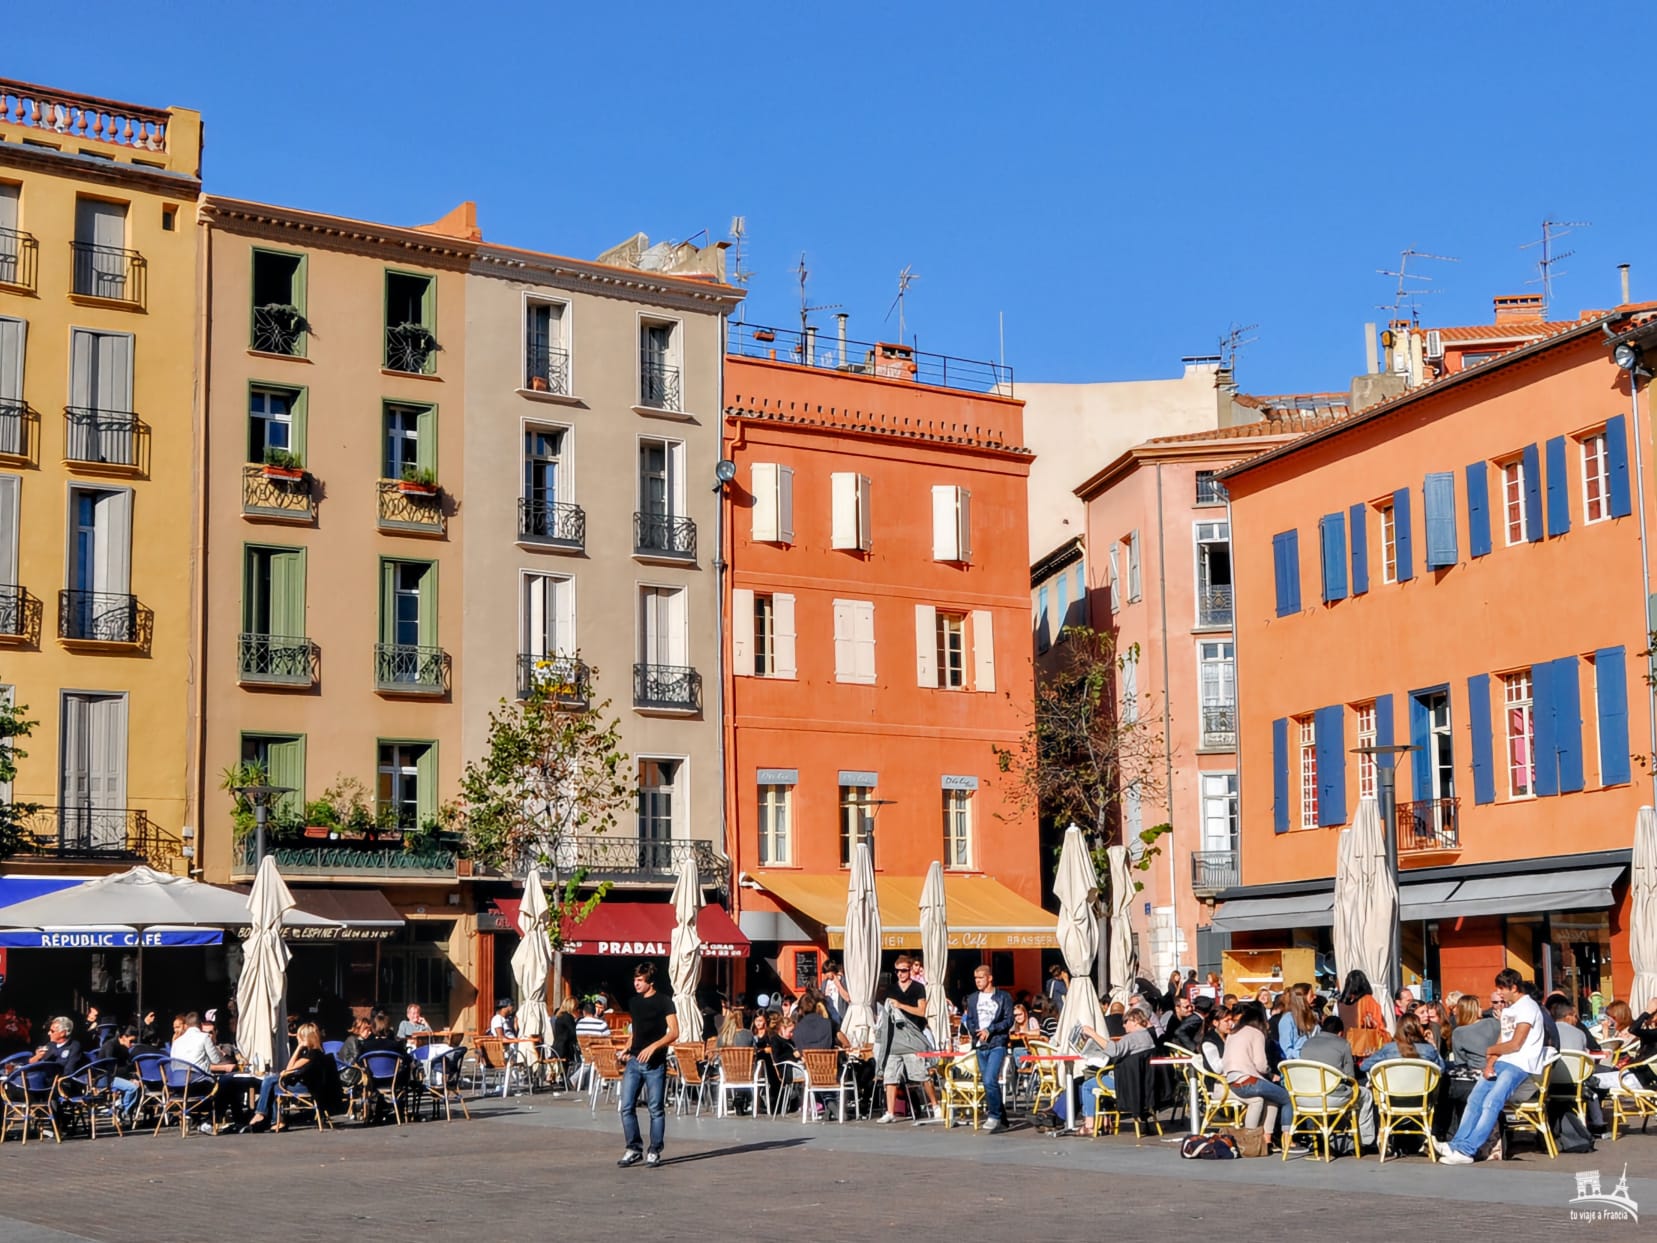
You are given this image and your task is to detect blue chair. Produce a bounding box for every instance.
[415,1045,470,1122]
[157,1058,218,1138]
[131,1054,168,1127]
[1,1062,63,1144]
[322,1041,345,1058]
[273,1077,331,1131]
[354,1051,410,1125]
[57,1058,123,1139]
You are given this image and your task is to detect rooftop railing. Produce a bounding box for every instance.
[729,322,1014,395]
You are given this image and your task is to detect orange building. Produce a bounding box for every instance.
[1218,307,1657,1003]
[722,328,1051,1000]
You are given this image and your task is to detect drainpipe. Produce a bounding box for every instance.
[1624,352,1657,807]
[1155,465,1176,974]
[716,312,730,897]
[186,206,213,878]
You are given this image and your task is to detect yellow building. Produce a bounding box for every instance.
[0,79,203,875]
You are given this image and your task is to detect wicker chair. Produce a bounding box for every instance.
[1192,1063,1246,1130]
[584,1040,625,1113]
[671,1043,713,1117]
[1368,1058,1441,1163]
[56,1058,124,1140]
[1501,1052,1560,1159]
[1607,1052,1657,1140]
[712,1045,771,1118]
[1278,1059,1361,1162]
[939,1053,987,1130]
[795,1049,853,1123]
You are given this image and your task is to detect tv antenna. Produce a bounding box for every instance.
[1522,216,1590,316]
[727,217,754,321]
[1376,247,1459,323]
[885,265,919,343]
[796,253,841,359]
[1219,322,1259,372]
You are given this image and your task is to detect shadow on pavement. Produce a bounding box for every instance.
[659,1138,813,1165]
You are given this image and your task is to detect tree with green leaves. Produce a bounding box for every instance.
[0,693,39,860]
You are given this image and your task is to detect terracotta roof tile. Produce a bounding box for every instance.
[1144,413,1346,445]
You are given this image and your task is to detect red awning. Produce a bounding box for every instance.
[488,899,748,958]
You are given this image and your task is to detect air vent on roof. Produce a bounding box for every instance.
[1424,329,1443,361]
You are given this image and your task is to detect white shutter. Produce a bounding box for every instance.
[856,475,872,550]
[956,488,972,564]
[98,332,133,412]
[555,576,576,655]
[0,185,16,234]
[751,463,778,542]
[773,592,796,679]
[102,489,132,595]
[931,485,958,561]
[1109,545,1120,613]
[914,604,937,687]
[832,599,854,681]
[732,587,755,675]
[524,575,548,656]
[777,466,794,544]
[668,588,687,666]
[70,329,95,408]
[853,601,876,684]
[831,473,858,549]
[61,694,89,808]
[971,609,995,693]
[1128,530,1141,601]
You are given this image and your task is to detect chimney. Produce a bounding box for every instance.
[804,325,818,367]
[1620,264,1631,305]
[836,313,848,369]
[1364,322,1378,375]
[1492,293,1546,324]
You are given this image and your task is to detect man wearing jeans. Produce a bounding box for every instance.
[961,964,1014,1132]
[617,962,678,1169]
[1434,969,1545,1164]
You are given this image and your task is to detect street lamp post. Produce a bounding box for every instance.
[233,784,295,869]
[1351,743,1416,996]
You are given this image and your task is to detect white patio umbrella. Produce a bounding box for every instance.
[511,867,554,1054]
[236,855,294,1074]
[1053,825,1103,1050]
[1331,823,1359,984]
[1349,797,1396,1030]
[841,842,881,1045]
[1105,844,1139,1005]
[1630,807,1657,1013]
[919,861,950,1050]
[668,855,704,1045]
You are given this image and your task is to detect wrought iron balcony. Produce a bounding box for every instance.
[0,226,38,291]
[1200,703,1237,748]
[70,241,145,306]
[14,807,170,866]
[1198,584,1233,628]
[550,834,721,883]
[375,642,450,695]
[0,583,23,638]
[639,359,681,411]
[59,589,138,643]
[242,463,317,522]
[377,480,445,534]
[1397,798,1460,853]
[634,663,702,712]
[238,633,318,686]
[0,399,30,459]
[1191,850,1239,896]
[384,323,439,375]
[525,334,570,395]
[64,407,146,470]
[232,840,457,881]
[518,498,585,549]
[251,304,308,356]
[517,654,591,704]
[634,511,696,559]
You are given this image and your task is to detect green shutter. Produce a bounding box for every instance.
[292,255,308,357]
[264,735,306,818]
[289,387,308,464]
[241,547,262,633]
[415,743,437,822]
[270,548,305,638]
[416,404,437,477]
[417,563,437,648]
[380,559,397,645]
[419,276,435,330]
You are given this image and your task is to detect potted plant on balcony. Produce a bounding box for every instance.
[254,303,310,355]
[261,447,306,482]
[387,322,440,373]
[398,465,439,496]
[528,373,550,392]
[304,775,376,842]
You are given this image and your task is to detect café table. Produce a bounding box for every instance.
[1150,1053,1199,1130]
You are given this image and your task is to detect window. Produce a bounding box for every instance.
[839,784,876,866]
[522,572,574,658]
[67,329,134,465]
[65,487,133,639]
[377,741,434,829]
[943,788,972,868]
[636,438,691,556]
[753,593,774,675]
[638,584,688,666]
[1195,522,1232,627]
[1200,773,1239,852]
[831,472,872,552]
[833,599,876,684]
[758,783,791,866]
[1379,503,1398,583]
[382,561,434,649]
[935,611,967,689]
[732,589,795,679]
[59,693,127,842]
[240,734,305,818]
[931,485,972,563]
[0,184,21,287]
[520,426,570,534]
[639,319,680,411]
[638,759,680,867]
[72,198,131,301]
[1035,586,1051,653]
[243,545,306,642]
[1355,701,1377,799]
[524,300,568,394]
[1503,671,1535,798]
[1582,433,1609,524]
[0,315,25,457]
[750,463,795,543]
[1124,531,1142,602]
[383,402,434,480]
[1195,470,1225,506]
[1297,715,1318,829]
[1108,544,1121,612]
[248,386,305,465]
[384,271,436,374]
[250,249,306,356]
[1418,690,1455,802]
[1055,573,1070,635]
[1502,460,1528,545]
[1198,641,1235,747]
[915,606,994,690]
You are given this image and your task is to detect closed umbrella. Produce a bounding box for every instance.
[668,855,704,1045]
[1053,826,1103,1053]
[511,867,554,1055]
[1331,823,1359,984]
[1350,797,1396,1030]
[1631,807,1657,1013]
[919,862,950,1050]
[236,855,294,1075]
[1105,845,1139,1005]
[841,842,881,1046]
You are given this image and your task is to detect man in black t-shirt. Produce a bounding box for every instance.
[878,955,940,1123]
[617,962,678,1169]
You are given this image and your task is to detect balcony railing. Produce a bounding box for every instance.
[377,480,445,534]
[238,633,318,686]
[639,359,681,411]
[1397,798,1460,853]
[1191,850,1239,896]
[634,511,696,559]
[58,589,138,643]
[551,834,721,882]
[0,583,23,637]
[233,840,457,880]
[385,324,438,375]
[0,80,172,153]
[728,322,1015,395]
[516,654,591,704]
[525,334,570,395]
[70,242,145,306]
[375,642,450,695]
[634,663,702,712]
[14,807,170,866]
[1200,703,1237,748]
[0,399,30,459]
[1198,584,1233,628]
[242,463,316,521]
[518,498,585,549]
[1195,473,1227,505]
[251,304,307,356]
[64,407,145,470]
[0,226,38,291]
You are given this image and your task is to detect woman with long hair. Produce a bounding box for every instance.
[1360,1014,1443,1073]
[1337,969,1390,1057]
[242,1022,342,1132]
[1441,993,1498,1139]
[1276,984,1317,1062]
[1220,1002,1293,1153]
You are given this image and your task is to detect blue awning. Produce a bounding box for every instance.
[0,928,223,948]
[0,877,82,910]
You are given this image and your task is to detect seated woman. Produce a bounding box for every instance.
[1222,1002,1294,1153]
[242,1023,343,1132]
[1360,1014,1444,1074]
[1048,1008,1156,1126]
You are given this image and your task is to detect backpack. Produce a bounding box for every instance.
[1180,1132,1239,1160]
[1556,1110,1596,1154]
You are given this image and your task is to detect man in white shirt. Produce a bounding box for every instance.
[1436,969,1546,1163]
[574,1000,610,1040]
[169,1012,215,1073]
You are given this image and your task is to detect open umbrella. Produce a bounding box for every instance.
[1631,807,1657,1013]
[1349,797,1396,1030]
[668,855,704,1045]
[841,842,881,1046]
[236,856,294,1074]
[919,861,950,1050]
[1331,823,1359,984]
[1053,825,1103,1052]
[1105,844,1139,1005]
[511,867,554,1054]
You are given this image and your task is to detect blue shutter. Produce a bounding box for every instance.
[1532,659,1558,797]
[1272,717,1290,834]
[1273,530,1301,617]
[1522,443,1543,543]
[1394,487,1415,582]
[1545,436,1571,537]
[1553,655,1584,793]
[1374,693,1395,766]
[1315,704,1346,827]
[1596,646,1631,786]
[1606,414,1633,519]
[1467,673,1495,805]
[1423,471,1458,568]
[1319,513,1348,603]
[1408,694,1432,803]
[1349,503,1369,595]
[1465,461,1492,558]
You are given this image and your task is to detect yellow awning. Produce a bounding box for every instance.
[752,871,1057,951]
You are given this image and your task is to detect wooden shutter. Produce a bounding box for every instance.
[61,693,89,809]
[269,548,305,638]
[101,489,131,595]
[1532,660,1558,797]
[379,561,398,645]
[1272,717,1289,834]
[1605,414,1633,519]
[1319,513,1347,602]
[773,593,796,680]
[69,329,94,409]
[971,609,995,693]
[416,744,438,821]
[1393,488,1414,582]
[731,588,755,674]
[418,564,438,649]
[931,486,958,561]
[1521,443,1543,543]
[264,736,306,818]
[1423,471,1457,567]
[1272,530,1300,616]
[1467,673,1495,805]
[832,600,854,682]
[415,406,437,477]
[1553,655,1584,794]
[1314,704,1345,827]
[831,473,859,549]
[1127,531,1140,600]
[1465,461,1491,558]
[289,389,308,464]
[751,463,778,542]
[0,185,16,234]
[777,466,794,544]
[856,475,871,550]
[957,489,972,564]
[1596,646,1631,786]
[524,574,548,657]
[914,604,937,687]
[1545,436,1570,537]
[1408,694,1432,803]
[853,601,876,683]
[1348,503,1368,595]
[97,332,132,413]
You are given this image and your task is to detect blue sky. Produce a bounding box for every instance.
[12,3,1655,394]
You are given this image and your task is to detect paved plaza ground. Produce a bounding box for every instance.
[1,1093,1652,1242]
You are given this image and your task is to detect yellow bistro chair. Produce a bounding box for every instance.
[1502,1052,1559,1159]
[1608,1052,1657,1140]
[1192,1063,1246,1131]
[1279,1059,1362,1162]
[1368,1058,1441,1163]
[939,1053,986,1130]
